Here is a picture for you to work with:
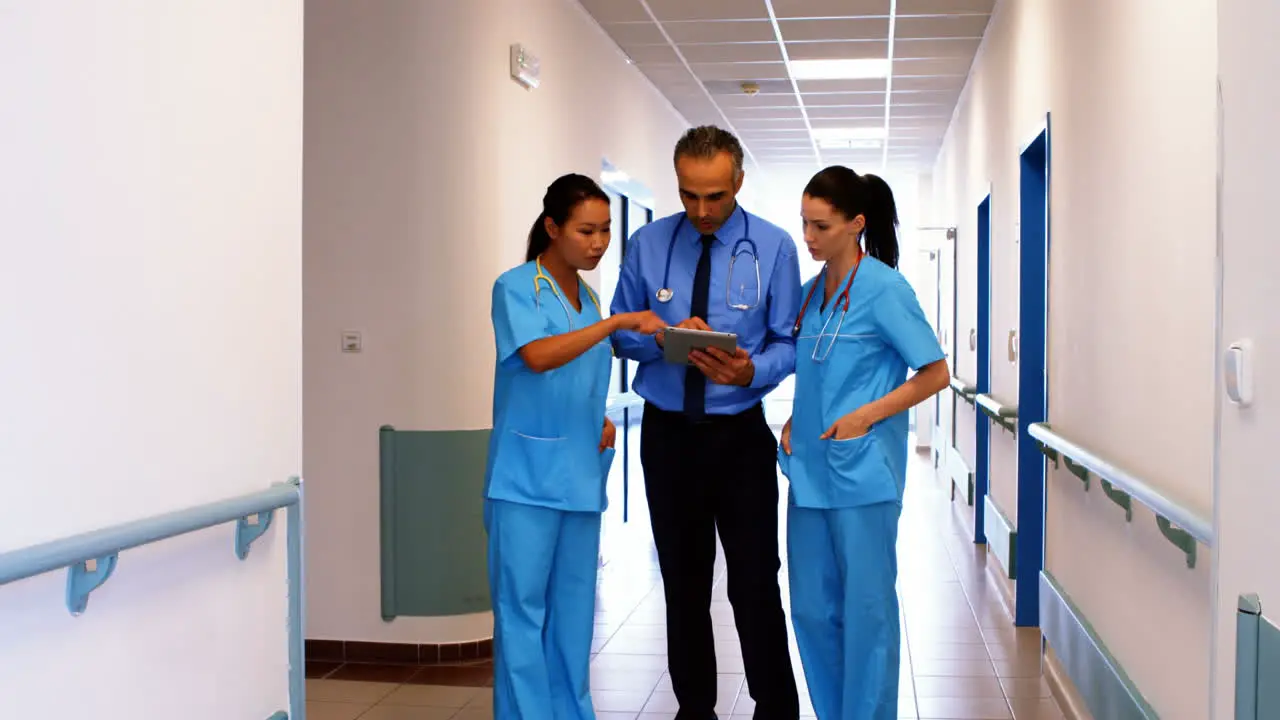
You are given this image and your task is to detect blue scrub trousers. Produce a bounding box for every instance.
[487,498,603,720]
[787,502,901,720]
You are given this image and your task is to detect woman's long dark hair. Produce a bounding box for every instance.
[527,173,611,262]
[803,165,900,269]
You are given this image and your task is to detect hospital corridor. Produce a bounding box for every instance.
[2,0,1279,719]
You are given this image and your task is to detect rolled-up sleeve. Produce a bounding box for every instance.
[609,236,663,362]
[872,273,946,371]
[492,276,549,369]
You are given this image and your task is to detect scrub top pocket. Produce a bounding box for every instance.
[506,431,571,507]
[825,431,897,506]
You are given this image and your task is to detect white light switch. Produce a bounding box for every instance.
[341,330,362,353]
[1225,339,1253,406]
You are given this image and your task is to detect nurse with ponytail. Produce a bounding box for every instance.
[779,166,950,720]
[485,173,665,720]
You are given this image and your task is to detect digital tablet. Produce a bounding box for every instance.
[662,327,738,365]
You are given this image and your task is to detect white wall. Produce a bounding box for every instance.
[0,2,302,717]
[303,0,694,644]
[1213,0,1280,716]
[931,0,1218,715]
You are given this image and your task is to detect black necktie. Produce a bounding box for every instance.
[683,234,714,418]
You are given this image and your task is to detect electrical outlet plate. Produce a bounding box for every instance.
[341,330,362,353]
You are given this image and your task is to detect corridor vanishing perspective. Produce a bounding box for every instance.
[305,433,1065,720]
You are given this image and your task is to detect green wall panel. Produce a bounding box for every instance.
[380,426,491,619]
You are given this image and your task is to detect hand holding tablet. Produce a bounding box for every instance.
[662,325,739,365]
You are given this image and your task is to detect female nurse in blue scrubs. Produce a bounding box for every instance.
[485,173,666,720]
[779,166,951,720]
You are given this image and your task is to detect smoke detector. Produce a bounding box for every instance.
[740,82,760,96]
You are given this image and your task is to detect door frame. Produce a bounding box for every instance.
[1014,114,1052,627]
[975,190,993,546]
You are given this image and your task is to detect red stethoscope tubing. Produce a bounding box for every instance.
[792,251,864,337]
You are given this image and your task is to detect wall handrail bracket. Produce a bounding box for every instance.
[1027,422,1212,569]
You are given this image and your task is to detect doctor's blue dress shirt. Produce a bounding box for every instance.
[609,206,803,416]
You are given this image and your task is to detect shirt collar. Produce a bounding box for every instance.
[684,204,746,246]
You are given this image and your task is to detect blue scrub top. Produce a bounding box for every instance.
[781,257,946,509]
[484,261,613,513]
[609,207,802,416]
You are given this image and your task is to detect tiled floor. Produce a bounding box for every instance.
[308,422,1066,720]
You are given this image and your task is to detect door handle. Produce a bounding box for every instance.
[969,329,976,351]
[1008,330,1019,363]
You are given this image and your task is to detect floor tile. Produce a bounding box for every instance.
[910,659,998,678]
[592,667,665,692]
[592,653,671,671]
[909,643,995,661]
[359,705,460,720]
[1000,677,1053,698]
[915,696,1013,719]
[326,663,420,683]
[593,689,656,713]
[304,701,369,720]
[992,658,1045,679]
[379,684,482,708]
[1007,697,1067,719]
[913,675,1006,698]
[601,636,668,655]
[306,679,398,704]
[406,664,495,686]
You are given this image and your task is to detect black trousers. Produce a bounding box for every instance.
[640,402,800,720]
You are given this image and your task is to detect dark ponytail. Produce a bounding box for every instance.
[803,165,900,269]
[526,173,610,262]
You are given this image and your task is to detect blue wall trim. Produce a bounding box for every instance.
[985,494,1017,580]
[1238,594,1261,720]
[1235,593,1280,720]
[1015,119,1050,627]
[1040,572,1157,719]
[974,193,993,546]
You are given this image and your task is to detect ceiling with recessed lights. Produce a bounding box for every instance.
[578,0,994,178]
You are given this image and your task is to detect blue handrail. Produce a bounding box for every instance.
[1028,422,1213,549]
[0,478,305,720]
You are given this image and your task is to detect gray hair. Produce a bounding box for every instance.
[673,125,745,179]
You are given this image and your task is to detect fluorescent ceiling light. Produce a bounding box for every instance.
[788,58,890,81]
[811,126,888,141]
[817,138,883,150]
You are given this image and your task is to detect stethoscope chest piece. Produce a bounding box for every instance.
[656,288,674,303]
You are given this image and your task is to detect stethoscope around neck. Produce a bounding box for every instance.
[655,206,760,310]
[793,250,865,363]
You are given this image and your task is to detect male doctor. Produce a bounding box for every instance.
[611,125,802,720]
